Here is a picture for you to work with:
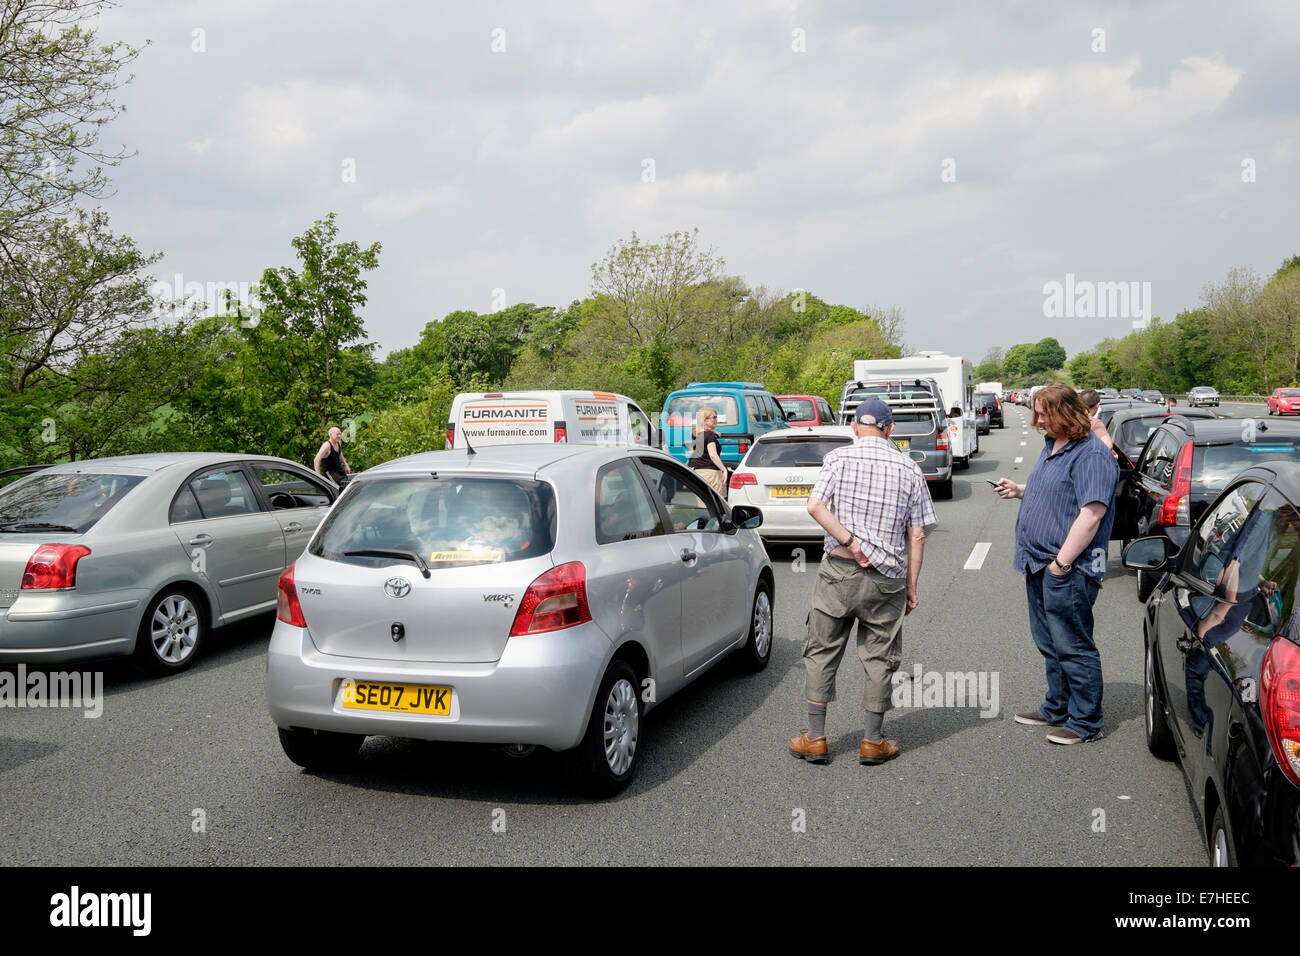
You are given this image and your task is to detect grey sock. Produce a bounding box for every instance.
[864,710,884,743]
[808,702,827,739]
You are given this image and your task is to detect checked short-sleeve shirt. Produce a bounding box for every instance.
[810,435,937,577]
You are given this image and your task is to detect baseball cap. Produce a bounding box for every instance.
[854,398,894,428]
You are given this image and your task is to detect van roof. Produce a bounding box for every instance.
[682,382,767,391]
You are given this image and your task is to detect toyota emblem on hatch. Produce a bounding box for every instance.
[384,577,412,599]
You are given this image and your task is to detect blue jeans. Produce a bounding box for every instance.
[1024,568,1103,739]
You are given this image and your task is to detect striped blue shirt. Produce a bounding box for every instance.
[1013,434,1119,581]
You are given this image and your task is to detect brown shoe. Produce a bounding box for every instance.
[789,733,830,764]
[859,737,900,765]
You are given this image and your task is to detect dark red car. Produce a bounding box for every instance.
[776,394,835,427]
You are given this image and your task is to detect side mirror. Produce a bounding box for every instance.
[1122,536,1179,573]
[729,504,763,531]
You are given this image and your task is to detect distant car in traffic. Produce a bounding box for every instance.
[1107,406,1216,473]
[1268,388,1300,416]
[0,453,339,673]
[1141,390,1165,405]
[973,391,1003,430]
[1188,386,1220,407]
[776,394,836,427]
[729,426,856,538]
[266,443,773,795]
[1123,461,1300,865]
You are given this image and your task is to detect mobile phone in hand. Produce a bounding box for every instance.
[986,479,1000,487]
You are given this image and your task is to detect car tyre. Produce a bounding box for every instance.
[734,582,773,672]
[1209,806,1236,867]
[133,587,206,675]
[574,659,641,797]
[277,727,364,770]
[1143,637,1174,758]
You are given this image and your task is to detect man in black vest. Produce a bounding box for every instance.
[313,427,351,487]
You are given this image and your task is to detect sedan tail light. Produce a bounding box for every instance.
[21,544,91,590]
[1158,440,1194,525]
[1261,636,1300,789]
[729,472,757,489]
[510,562,591,635]
[276,564,308,628]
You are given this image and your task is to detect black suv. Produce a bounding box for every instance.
[1123,463,1300,865]
[973,391,1003,430]
[1113,416,1300,600]
[1108,405,1216,473]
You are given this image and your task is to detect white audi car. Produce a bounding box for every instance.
[727,426,858,540]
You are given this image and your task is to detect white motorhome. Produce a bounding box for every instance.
[851,352,978,467]
[446,390,654,449]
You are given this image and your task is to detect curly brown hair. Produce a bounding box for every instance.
[1032,384,1092,440]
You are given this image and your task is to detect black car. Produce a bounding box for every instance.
[1095,398,1150,431]
[1113,416,1300,600]
[1108,406,1216,472]
[974,391,1003,431]
[1123,463,1300,865]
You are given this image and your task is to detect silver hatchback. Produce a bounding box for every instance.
[266,444,774,794]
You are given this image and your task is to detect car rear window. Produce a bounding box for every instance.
[0,472,145,533]
[664,394,741,428]
[779,399,815,421]
[1118,417,1165,446]
[848,384,937,404]
[310,476,557,570]
[890,412,939,437]
[746,437,852,467]
[1193,442,1300,490]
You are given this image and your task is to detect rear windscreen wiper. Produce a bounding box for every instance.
[343,549,431,578]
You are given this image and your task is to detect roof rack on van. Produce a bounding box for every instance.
[686,382,766,390]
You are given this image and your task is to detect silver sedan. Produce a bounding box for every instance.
[0,453,338,673]
[266,444,774,795]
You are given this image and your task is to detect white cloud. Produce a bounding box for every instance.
[361,186,459,226]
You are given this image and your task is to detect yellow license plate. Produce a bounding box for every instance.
[894,439,909,451]
[342,680,452,715]
[772,485,813,498]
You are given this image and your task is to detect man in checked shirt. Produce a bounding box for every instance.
[789,399,937,765]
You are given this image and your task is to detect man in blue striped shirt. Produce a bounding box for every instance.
[993,383,1118,744]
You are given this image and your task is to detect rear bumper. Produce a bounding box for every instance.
[0,593,142,663]
[266,618,612,751]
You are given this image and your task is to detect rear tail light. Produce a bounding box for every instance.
[1261,637,1300,789]
[276,564,308,627]
[730,472,757,489]
[510,562,591,635]
[554,422,568,444]
[21,544,91,590]
[445,423,454,448]
[935,431,949,451]
[738,440,748,455]
[1158,440,1194,525]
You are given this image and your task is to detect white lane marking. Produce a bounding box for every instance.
[1014,456,1024,463]
[964,542,992,570]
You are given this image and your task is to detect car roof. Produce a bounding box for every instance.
[754,425,855,441]
[12,452,307,477]
[360,443,677,479]
[1173,417,1300,440]
[1109,407,1215,427]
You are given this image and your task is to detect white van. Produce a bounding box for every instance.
[446,390,655,449]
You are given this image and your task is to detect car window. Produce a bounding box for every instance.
[746,395,765,424]
[186,468,261,519]
[763,395,782,423]
[628,406,651,445]
[169,486,204,523]
[664,394,739,429]
[252,466,334,509]
[0,472,144,533]
[746,436,852,467]
[311,476,557,569]
[818,399,833,422]
[1193,441,1300,491]
[1120,416,1166,448]
[637,459,721,533]
[780,399,814,422]
[1138,431,1179,484]
[1246,491,1300,638]
[891,412,939,437]
[595,460,664,544]
[1184,481,1266,592]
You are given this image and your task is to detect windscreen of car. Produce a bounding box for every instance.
[310,476,557,570]
[1281,389,1300,397]
[973,393,995,408]
[890,412,939,437]
[779,399,815,421]
[746,436,852,467]
[0,472,145,533]
[1193,441,1300,491]
[663,394,741,428]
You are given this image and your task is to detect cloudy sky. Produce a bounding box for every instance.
[94,0,1299,362]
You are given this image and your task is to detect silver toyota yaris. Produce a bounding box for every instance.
[266,443,774,795]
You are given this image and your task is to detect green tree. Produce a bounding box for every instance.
[1026,337,1067,376]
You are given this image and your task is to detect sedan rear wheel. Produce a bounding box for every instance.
[574,660,641,796]
[133,588,205,675]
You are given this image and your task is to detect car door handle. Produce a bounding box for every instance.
[680,549,697,563]
[283,522,302,533]
[188,534,213,547]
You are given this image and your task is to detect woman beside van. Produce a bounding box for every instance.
[689,407,728,497]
